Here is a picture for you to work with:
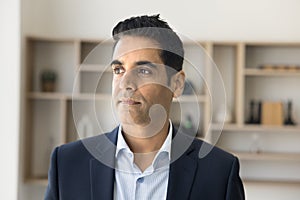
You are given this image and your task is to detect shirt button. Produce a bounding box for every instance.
[137,177,144,183]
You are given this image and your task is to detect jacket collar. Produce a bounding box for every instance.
[89,127,118,200]
[89,126,198,200]
[167,128,198,200]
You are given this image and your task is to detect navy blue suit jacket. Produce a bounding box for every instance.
[45,127,245,200]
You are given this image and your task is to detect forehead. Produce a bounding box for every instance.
[112,36,162,60]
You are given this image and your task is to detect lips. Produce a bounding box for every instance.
[119,98,141,105]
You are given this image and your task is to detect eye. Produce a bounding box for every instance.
[137,68,152,75]
[112,66,125,75]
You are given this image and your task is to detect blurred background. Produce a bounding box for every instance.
[1,0,300,199]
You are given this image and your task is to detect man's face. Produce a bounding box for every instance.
[111,36,174,128]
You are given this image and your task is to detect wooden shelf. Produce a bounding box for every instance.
[232,151,300,161]
[243,179,300,185]
[27,92,112,101]
[27,35,76,43]
[245,68,300,76]
[27,92,208,102]
[245,41,300,47]
[173,95,208,103]
[71,93,112,100]
[26,178,48,186]
[27,92,67,100]
[211,123,300,133]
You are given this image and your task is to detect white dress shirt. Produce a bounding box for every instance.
[114,123,172,200]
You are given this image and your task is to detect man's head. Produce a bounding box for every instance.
[112,14,184,74]
[111,15,185,136]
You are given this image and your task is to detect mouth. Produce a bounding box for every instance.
[119,98,141,105]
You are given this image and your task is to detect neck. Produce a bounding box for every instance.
[121,120,170,153]
[121,121,170,172]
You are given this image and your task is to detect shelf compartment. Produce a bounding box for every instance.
[244,76,300,126]
[66,100,79,143]
[182,42,207,96]
[67,97,117,142]
[239,159,300,183]
[212,44,238,124]
[215,128,300,158]
[245,44,300,70]
[170,101,204,137]
[80,71,113,94]
[69,99,118,139]
[80,40,113,65]
[28,39,77,93]
[27,99,64,180]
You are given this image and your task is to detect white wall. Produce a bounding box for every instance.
[20,0,300,199]
[23,0,300,41]
[0,0,20,199]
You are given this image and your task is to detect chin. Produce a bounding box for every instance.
[119,115,150,126]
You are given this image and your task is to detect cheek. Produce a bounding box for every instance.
[140,86,172,104]
[112,78,120,95]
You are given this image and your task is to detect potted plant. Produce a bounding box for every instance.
[40,70,57,92]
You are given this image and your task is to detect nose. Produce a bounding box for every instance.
[119,70,137,91]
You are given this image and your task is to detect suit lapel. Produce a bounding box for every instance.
[89,128,119,200]
[90,158,115,200]
[166,129,198,200]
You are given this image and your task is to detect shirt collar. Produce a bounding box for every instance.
[115,120,172,160]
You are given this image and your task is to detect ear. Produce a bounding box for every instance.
[170,70,185,98]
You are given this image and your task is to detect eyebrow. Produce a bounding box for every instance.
[110,60,122,66]
[110,60,158,68]
[135,61,158,68]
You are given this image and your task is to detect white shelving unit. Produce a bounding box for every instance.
[23,36,300,185]
[211,42,300,184]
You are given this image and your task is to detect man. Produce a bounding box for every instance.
[45,14,245,200]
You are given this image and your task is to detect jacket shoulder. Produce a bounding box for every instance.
[187,137,237,168]
[56,128,118,160]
